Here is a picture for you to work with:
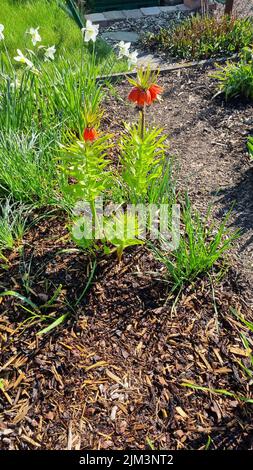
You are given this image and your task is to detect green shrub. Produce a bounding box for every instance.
[214,47,253,100]
[142,15,253,60]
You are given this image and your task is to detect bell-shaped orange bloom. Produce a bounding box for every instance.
[128,87,152,107]
[83,127,98,142]
[148,83,163,102]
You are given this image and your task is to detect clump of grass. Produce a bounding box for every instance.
[0,199,31,255]
[142,15,253,60]
[0,130,66,205]
[150,196,239,291]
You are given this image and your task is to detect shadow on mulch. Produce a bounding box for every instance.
[187,408,253,449]
[215,167,253,242]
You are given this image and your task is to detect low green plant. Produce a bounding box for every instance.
[247,136,253,159]
[0,68,37,131]
[150,196,239,291]
[0,259,96,334]
[142,15,253,60]
[0,130,66,204]
[72,209,144,261]
[104,211,144,261]
[0,200,30,255]
[214,47,253,100]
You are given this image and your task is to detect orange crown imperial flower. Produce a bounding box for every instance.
[148,83,163,102]
[83,127,98,142]
[128,87,152,107]
[127,67,163,108]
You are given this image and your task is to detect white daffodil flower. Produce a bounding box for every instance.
[27,27,41,46]
[118,41,131,59]
[0,24,4,41]
[14,49,34,68]
[10,78,21,89]
[44,45,56,61]
[128,50,138,68]
[81,20,99,43]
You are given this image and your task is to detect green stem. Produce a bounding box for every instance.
[141,105,145,140]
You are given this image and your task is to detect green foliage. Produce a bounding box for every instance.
[142,15,253,60]
[151,196,239,291]
[247,136,253,159]
[0,69,36,131]
[0,0,127,72]
[119,123,171,204]
[0,0,82,64]
[72,209,144,261]
[0,130,66,204]
[214,47,253,100]
[60,135,114,204]
[0,200,30,255]
[40,56,107,135]
[104,211,144,261]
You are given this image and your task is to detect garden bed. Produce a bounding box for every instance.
[0,65,252,450]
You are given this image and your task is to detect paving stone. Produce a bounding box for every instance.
[122,9,144,19]
[140,7,161,16]
[160,4,190,12]
[159,5,180,12]
[103,10,126,21]
[85,13,108,24]
[101,31,139,43]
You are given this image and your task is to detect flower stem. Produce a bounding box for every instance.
[140,105,145,140]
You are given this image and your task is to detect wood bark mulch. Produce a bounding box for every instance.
[0,64,253,450]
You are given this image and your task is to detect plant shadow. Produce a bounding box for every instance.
[214,166,253,250]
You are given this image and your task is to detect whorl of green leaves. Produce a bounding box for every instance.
[119,124,170,204]
[60,135,113,203]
